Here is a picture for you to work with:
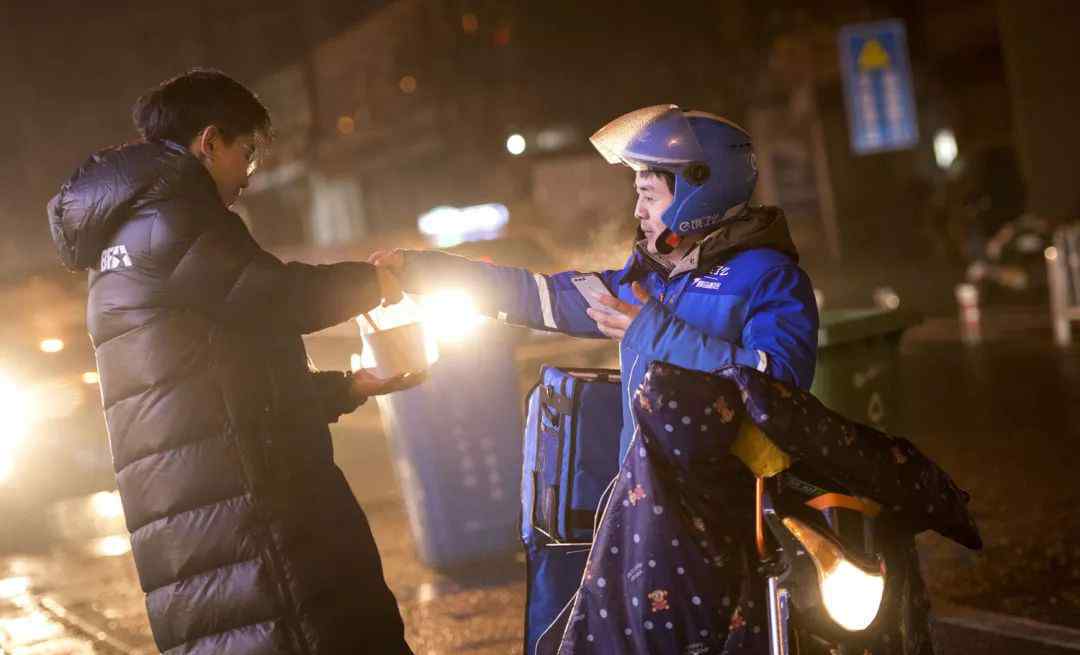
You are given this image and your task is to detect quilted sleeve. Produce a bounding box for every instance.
[400,249,620,338]
[155,205,384,335]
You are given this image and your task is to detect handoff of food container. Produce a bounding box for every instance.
[356,290,522,568]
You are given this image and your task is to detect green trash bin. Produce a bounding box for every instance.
[811,309,921,433]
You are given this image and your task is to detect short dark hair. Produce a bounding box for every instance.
[641,169,675,194]
[132,68,272,146]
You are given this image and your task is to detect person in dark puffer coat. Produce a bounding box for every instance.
[46,69,418,655]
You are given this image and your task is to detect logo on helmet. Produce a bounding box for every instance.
[678,214,723,233]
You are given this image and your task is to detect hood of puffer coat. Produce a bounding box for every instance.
[47,140,217,271]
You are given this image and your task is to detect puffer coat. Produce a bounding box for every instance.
[47,140,412,654]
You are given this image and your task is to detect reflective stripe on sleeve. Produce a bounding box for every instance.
[756,349,768,373]
[534,273,557,328]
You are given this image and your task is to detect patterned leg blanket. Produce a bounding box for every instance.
[555,363,956,655]
[557,364,768,654]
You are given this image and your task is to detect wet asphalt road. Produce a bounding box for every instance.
[899,309,1080,628]
[4,496,1079,655]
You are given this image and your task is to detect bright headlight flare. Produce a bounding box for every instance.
[420,289,486,342]
[0,373,30,457]
[782,516,885,632]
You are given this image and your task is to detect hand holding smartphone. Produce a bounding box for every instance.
[571,274,617,312]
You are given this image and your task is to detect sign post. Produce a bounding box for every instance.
[839,20,919,155]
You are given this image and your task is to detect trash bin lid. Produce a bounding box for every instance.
[818,308,921,348]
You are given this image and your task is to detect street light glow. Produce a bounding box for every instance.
[91,535,132,558]
[461,13,479,34]
[337,115,355,135]
[417,203,509,247]
[933,128,958,169]
[506,134,526,156]
[39,339,64,353]
[90,491,125,520]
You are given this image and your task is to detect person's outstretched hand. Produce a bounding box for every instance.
[369,249,405,274]
[352,368,428,398]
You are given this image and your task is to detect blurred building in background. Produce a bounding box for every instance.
[239,0,1072,272]
[1,0,1078,274]
[241,0,764,259]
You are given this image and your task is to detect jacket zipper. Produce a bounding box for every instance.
[260,363,312,655]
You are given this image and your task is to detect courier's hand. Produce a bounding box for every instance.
[586,282,651,341]
[369,249,406,274]
[352,368,428,398]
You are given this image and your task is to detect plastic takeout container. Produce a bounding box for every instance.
[361,321,430,378]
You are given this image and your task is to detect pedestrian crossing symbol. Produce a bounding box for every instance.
[857,39,890,71]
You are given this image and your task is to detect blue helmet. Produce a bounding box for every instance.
[590,104,757,243]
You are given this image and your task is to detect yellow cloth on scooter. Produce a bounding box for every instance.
[719,363,982,551]
[730,419,791,478]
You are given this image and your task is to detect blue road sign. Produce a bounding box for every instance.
[839,20,919,155]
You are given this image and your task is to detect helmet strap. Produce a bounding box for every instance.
[655,229,682,255]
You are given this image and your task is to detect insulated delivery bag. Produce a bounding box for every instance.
[520,366,622,655]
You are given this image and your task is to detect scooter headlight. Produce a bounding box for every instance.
[782,516,885,631]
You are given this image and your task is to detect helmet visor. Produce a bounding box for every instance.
[589,104,706,171]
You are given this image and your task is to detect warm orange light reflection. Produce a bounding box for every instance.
[461,13,479,34]
[90,535,132,558]
[337,115,355,135]
[90,491,124,519]
[0,611,65,645]
[0,576,29,600]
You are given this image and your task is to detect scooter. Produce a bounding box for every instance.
[736,423,892,655]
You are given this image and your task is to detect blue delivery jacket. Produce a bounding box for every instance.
[401,206,818,457]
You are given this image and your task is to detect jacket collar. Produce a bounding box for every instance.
[624,205,799,284]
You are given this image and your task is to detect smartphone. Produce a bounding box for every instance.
[570,274,617,311]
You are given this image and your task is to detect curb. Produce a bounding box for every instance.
[935,601,1080,653]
